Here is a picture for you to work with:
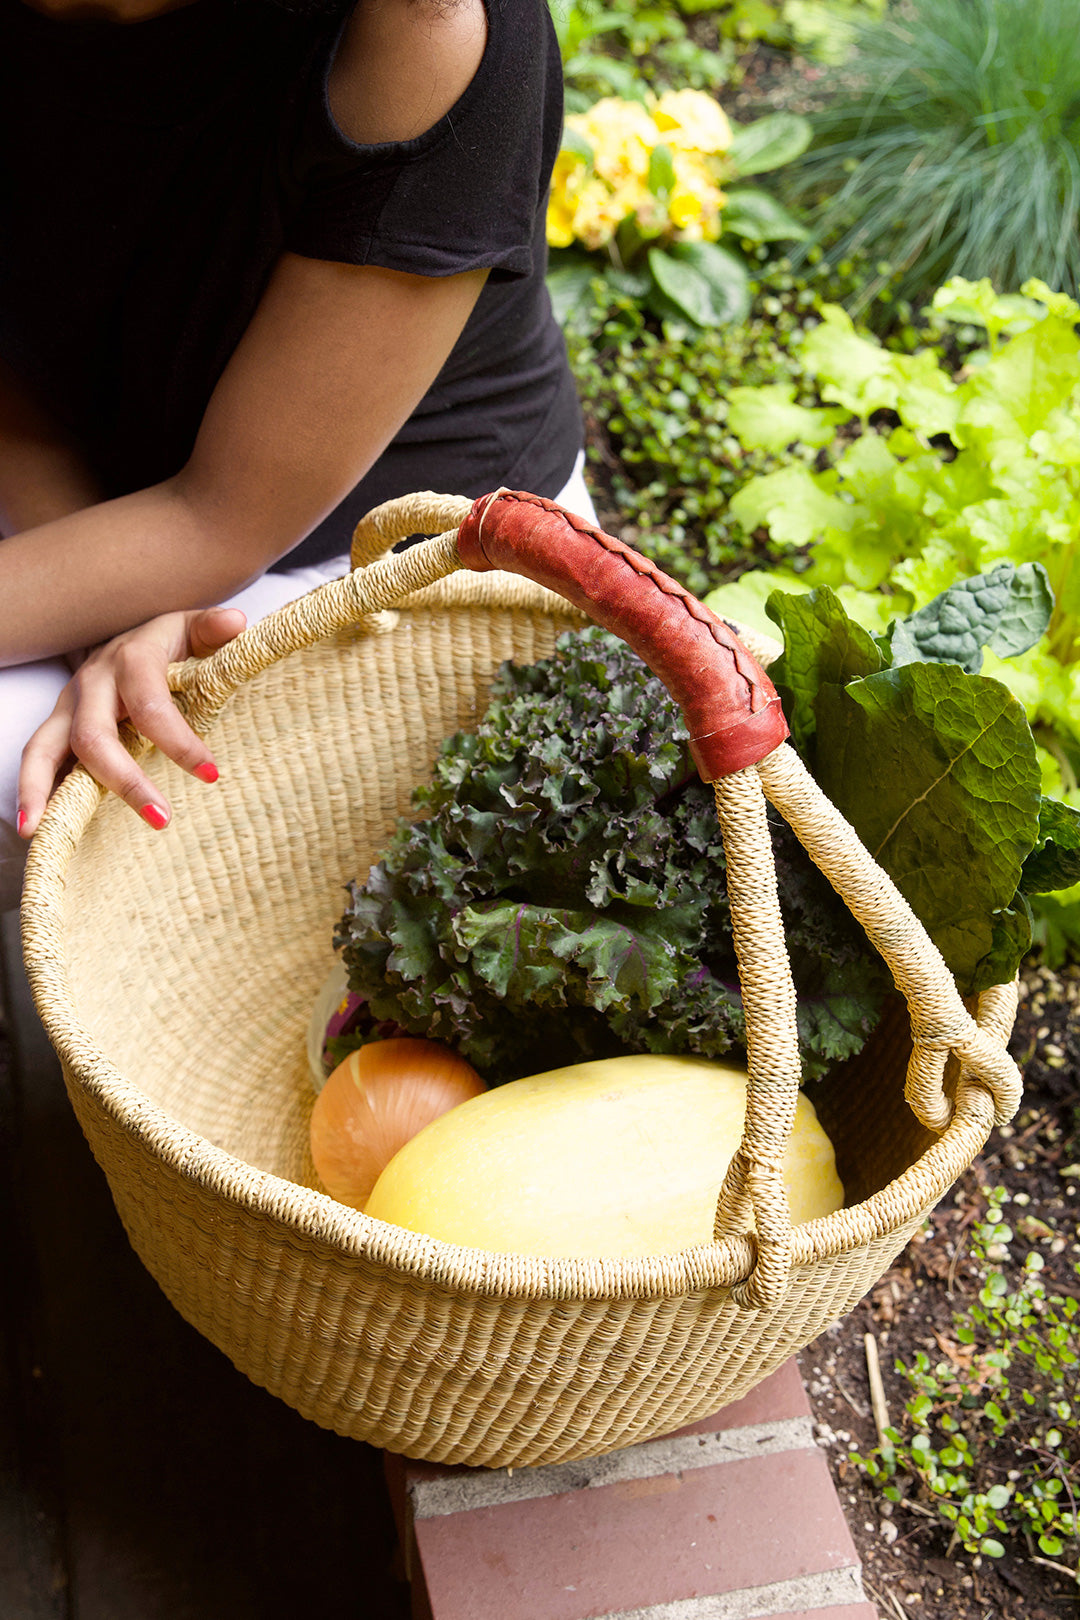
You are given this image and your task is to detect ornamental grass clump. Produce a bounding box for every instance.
[790,0,1080,306]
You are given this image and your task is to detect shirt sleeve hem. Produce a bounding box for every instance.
[283,232,536,281]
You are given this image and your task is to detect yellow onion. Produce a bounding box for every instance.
[309,1038,486,1210]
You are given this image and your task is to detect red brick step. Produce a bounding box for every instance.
[385,1360,878,1620]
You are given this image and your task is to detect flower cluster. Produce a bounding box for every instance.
[547,90,733,254]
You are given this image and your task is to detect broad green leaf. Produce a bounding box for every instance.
[970,895,1034,995]
[728,382,847,452]
[728,111,812,175]
[1020,796,1080,895]
[646,248,715,328]
[667,240,751,325]
[720,187,809,243]
[729,463,855,548]
[888,562,1054,674]
[766,586,886,762]
[814,663,1042,993]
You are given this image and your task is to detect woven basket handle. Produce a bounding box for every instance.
[456,491,1023,1308]
[458,490,790,779]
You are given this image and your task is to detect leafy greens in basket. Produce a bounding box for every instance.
[333,564,1080,1086]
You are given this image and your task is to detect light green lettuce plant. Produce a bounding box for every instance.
[719,278,1080,807]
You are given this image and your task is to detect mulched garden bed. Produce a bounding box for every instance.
[799,963,1080,1620]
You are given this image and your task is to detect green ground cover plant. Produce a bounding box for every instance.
[852,1189,1079,1580]
[562,252,912,593]
[787,0,1080,308]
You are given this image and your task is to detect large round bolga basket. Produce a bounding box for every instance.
[21,490,1024,1470]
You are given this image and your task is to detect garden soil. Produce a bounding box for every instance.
[799,964,1080,1620]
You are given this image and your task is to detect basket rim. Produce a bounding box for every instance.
[19,568,1002,1304]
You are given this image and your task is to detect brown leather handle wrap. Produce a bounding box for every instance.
[457,490,789,780]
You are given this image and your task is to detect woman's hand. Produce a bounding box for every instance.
[17,605,247,837]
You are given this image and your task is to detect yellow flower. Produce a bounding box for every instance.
[573,97,658,188]
[654,89,733,155]
[547,147,588,247]
[669,151,726,240]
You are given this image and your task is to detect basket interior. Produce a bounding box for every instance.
[58,602,935,1214]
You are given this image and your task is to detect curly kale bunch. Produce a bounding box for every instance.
[334,628,888,1084]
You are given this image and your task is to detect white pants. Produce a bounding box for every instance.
[0,457,598,909]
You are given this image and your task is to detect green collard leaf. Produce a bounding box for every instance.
[727,382,848,453]
[1020,796,1080,895]
[888,562,1054,674]
[729,463,855,548]
[970,894,1034,996]
[814,663,1043,993]
[728,112,812,176]
[766,586,887,762]
[720,187,809,243]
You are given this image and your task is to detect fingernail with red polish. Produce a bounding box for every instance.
[16,808,28,835]
[193,761,219,784]
[140,803,169,830]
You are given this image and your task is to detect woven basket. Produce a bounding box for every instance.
[21,490,1024,1469]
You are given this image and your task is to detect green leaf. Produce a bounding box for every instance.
[813,663,1043,993]
[453,899,680,1013]
[720,187,809,243]
[727,382,848,453]
[728,111,812,176]
[888,562,1054,673]
[729,464,856,549]
[766,586,887,761]
[1020,796,1080,894]
[647,247,716,328]
[665,240,752,326]
[981,1538,1006,1558]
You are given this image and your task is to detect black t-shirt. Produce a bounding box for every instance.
[0,0,582,568]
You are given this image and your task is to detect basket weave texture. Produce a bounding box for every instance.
[21,493,1023,1468]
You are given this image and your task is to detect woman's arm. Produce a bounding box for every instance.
[0,361,103,534]
[0,0,490,665]
[12,0,490,829]
[0,255,488,665]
